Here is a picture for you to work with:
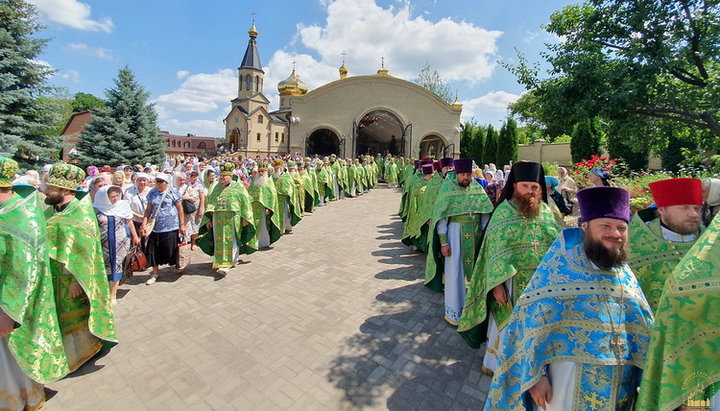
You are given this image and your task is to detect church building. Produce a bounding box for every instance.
[224,22,463,159]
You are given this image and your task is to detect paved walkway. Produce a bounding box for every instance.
[46,185,491,410]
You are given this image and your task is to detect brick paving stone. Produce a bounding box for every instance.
[44,185,492,410]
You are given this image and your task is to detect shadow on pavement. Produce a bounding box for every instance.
[328,218,491,409]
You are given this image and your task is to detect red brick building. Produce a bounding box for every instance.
[60,111,220,161]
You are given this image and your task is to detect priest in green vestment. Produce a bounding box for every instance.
[346,159,358,197]
[458,162,560,375]
[629,177,704,311]
[300,160,318,213]
[406,158,454,254]
[385,158,399,188]
[248,162,282,249]
[401,164,434,251]
[636,213,720,410]
[290,163,306,213]
[198,162,256,277]
[273,160,302,233]
[315,160,334,205]
[44,163,117,373]
[329,155,342,200]
[423,159,494,327]
[1,157,69,410]
[398,161,424,222]
[338,159,349,199]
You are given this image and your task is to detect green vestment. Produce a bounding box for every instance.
[315,168,334,200]
[401,178,429,249]
[301,171,317,212]
[291,172,306,213]
[399,171,422,221]
[274,173,302,226]
[636,214,720,410]
[458,199,560,348]
[198,181,257,268]
[629,213,700,312]
[385,163,399,185]
[1,190,69,383]
[424,172,494,292]
[405,172,443,248]
[248,179,282,246]
[46,195,118,371]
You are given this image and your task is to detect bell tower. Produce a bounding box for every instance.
[238,19,264,99]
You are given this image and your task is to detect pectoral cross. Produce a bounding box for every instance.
[609,334,627,358]
[530,239,541,254]
[584,392,605,410]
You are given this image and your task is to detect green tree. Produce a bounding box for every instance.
[506,0,720,159]
[470,124,486,166]
[459,122,475,158]
[0,0,63,169]
[661,125,699,173]
[415,63,454,104]
[570,118,602,163]
[605,117,651,170]
[484,125,499,165]
[71,92,105,112]
[496,118,519,167]
[77,66,165,166]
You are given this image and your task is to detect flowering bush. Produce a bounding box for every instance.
[573,154,618,186]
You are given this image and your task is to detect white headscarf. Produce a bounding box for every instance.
[703,178,720,206]
[93,185,133,219]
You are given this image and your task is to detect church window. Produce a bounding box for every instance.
[281,133,285,143]
[256,75,260,91]
[245,74,251,90]
[275,132,279,142]
[258,115,264,124]
[198,142,207,149]
[184,142,190,149]
[256,133,261,142]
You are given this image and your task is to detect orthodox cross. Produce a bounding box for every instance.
[252,11,256,24]
[292,59,296,71]
[584,392,605,410]
[530,239,541,254]
[381,56,385,68]
[341,50,347,64]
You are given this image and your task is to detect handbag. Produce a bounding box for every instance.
[121,245,147,284]
[182,199,197,214]
[144,188,170,236]
[176,233,191,272]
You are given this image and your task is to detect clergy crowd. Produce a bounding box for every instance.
[2,148,720,410]
[0,152,384,410]
[398,157,720,410]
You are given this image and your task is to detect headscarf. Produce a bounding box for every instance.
[93,185,133,219]
[545,176,559,192]
[703,178,720,206]
[589,168,610,186]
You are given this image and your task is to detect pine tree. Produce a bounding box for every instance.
[570,117,601,163]
[0,0,63,169]
[484,125,499,165]
[77,66,165,167]
[496,118,519,167]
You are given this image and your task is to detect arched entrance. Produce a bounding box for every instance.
[306,129,340,156]
[355,110,404,157]
[419,134,445,159]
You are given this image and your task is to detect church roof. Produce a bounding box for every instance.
[240,23,263,71]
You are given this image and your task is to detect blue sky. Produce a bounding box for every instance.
[31,0,575,137]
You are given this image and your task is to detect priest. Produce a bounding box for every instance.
[629,177,704,311]
[484,186,653,410]
[636,213,720,410]
[1,157,68,410]
[248,162,282,249]
[273,160,302,233]
[198,161,256,277]
[44,163,118,372]
[423,158,493,326]
[459,161,560,376]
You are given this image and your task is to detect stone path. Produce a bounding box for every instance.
[46,185,492,410]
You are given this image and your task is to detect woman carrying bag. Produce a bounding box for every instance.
[141,173,185,285]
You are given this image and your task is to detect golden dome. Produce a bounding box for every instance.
[375,57,389,76]
[248,22,258,38]
[339,63,348,79]
[277,69,308,96]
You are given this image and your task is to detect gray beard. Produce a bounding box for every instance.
[252,175,269,187]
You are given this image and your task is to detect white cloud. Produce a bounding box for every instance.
[64,43,114,60]
[460,90,521,123]
[59,69,80,83]
[154,69,236,113]
[28,0,114,32]
[176,70,190,79]
[158,118,225,138]
[295,0,502,83]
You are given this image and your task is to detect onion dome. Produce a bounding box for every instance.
[339,63,348,79]
[248,22,258,39]
[277,69,308,96]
